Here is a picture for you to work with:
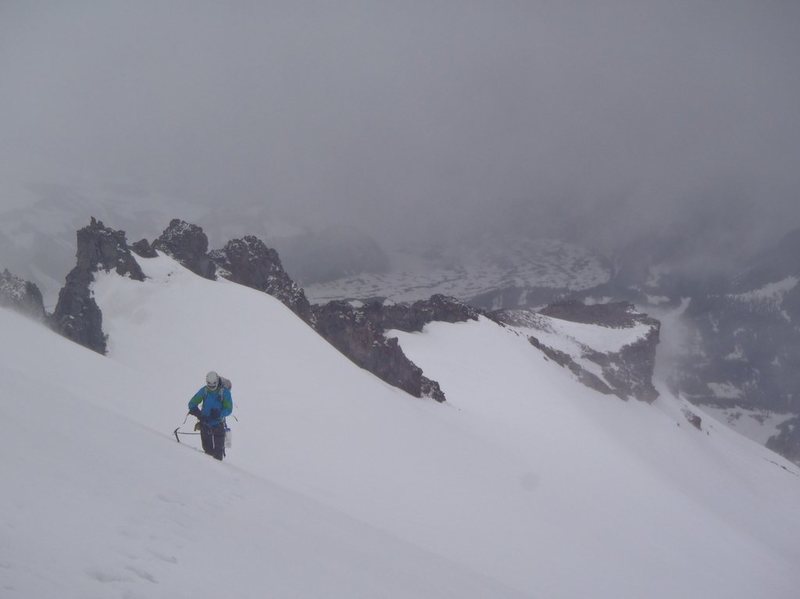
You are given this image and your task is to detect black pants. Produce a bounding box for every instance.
[200,423,226,461]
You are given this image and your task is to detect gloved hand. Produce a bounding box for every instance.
[209,408,220,420]
[188,406,202,418]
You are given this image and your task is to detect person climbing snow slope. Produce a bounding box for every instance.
[188,371,233,461]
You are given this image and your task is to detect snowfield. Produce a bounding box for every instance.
[3,252,800,598]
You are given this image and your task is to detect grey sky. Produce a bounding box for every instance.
[1,1,799,257]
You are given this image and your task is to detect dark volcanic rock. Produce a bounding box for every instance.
[542,301,660,402]
[540,300,644,328]
[131,238,157,258]
[585,334,660,403]
[682,408,703,431]
[210,235,312,320]
[210,235,446,401]
[52,218,144,354]
[528,335,615,396]
[0,269,46,320]
[367,294,484,333]
[71,217,145,280]
[312,300,446,402]
[153,219,215,279]
[311,295,483,402]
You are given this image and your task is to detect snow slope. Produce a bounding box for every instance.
[4,252,800,598]
[0,307,525,598]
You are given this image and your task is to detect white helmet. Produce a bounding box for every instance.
[206,371,220,390]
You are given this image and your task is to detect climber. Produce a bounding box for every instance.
[188,371,233,460]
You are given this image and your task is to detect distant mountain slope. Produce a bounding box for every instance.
[666,227,800,461]
[305,237,611,308]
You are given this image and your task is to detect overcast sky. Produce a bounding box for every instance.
[1,1,799,257]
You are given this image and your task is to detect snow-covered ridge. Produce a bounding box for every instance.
[4,251,800,598]
[501,310,653,354]
[495,303,660,402]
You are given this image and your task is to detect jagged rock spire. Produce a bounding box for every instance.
[210,235,312,321]
[52,218,144,354]
[152,219,216,279]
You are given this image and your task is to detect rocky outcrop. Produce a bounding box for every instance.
[497,302,660,403]
[587,339,660,403]
[52,218,145,354]
[681,408,703,431]
[43,218,463,404]
[539,300,646,328]
[543,301,660,403]
[527,336,616,397]
[0,269,46,320]
[312,300,445,402]
[209,236,454,401]
[210,236,312,321]
[365,294,484,332]
[131,238,158,258]
[310,295,484,403]
[152,219,215,279]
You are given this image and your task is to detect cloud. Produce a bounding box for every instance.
[1,0,799,259]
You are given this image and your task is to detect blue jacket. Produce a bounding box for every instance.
[189,386,233,427]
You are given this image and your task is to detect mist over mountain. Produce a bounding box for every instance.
[2,1,800,265]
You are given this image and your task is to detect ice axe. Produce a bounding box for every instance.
[173,412,201,443]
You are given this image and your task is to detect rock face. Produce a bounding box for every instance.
[526,335,618,397]
[312,300,446,402]
[367,294,484,332]
[543,301,660,403]
[497,301,661,403]
[209,237,460,402]
[43,218,468,404]
[0,269,46,320]
[131,238,158,258]
[539,301,649,328]
[152,219,216,279]
[210,236,312,321]
[311,295,483,403]
[52,218,145,354]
